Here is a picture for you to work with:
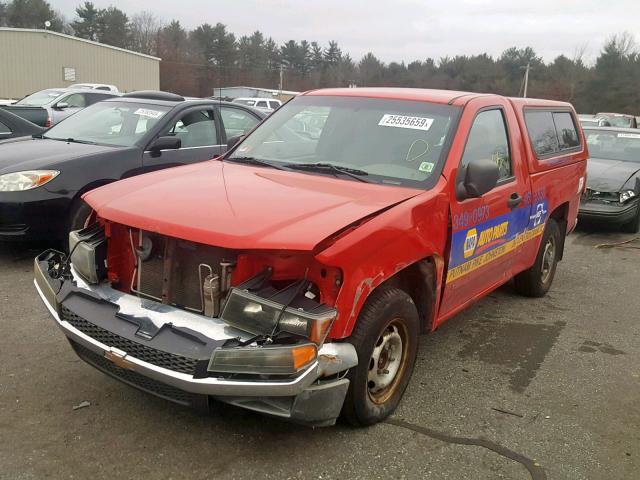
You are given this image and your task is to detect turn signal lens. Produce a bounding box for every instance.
[208,343,317,375]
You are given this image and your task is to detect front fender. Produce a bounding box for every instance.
[316,178,450,338]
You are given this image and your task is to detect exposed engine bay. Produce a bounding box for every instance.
[69,221,342,347]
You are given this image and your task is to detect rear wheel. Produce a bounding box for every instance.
[514,218,561,297]
[341,286,419,426]
[621,204,640,233]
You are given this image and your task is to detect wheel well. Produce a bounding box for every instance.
[69,180,114,214]
[549,202,569,261]
[378,258,436,333]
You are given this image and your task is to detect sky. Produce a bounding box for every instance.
[50,0,640,64]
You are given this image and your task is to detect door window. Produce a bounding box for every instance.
[165,109,218,148]
[269,101,281,110]
[461,109,512,181]
[256,100,269,109]
[220,107,260,139]
[64,93,87,108]
[0,121,11,134]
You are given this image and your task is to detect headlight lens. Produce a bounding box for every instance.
[208,343,317,375]
[620,190,637,203]
[221,288,336,345]
[0,170,60,192]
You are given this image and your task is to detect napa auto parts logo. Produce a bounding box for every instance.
[463,221,509,258]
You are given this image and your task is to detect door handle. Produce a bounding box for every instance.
[507,193,522,209]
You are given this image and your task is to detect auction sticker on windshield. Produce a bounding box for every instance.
[378,114,434,131]
[134,108,165,119]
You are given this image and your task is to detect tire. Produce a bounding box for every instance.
[514,218,561,298]
[341,286,420,427]
[621,205,640,233]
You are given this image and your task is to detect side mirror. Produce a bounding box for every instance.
[55,102,69,110]
[226,134,244,150]
[456,159,500,200]
[149,135,181,155]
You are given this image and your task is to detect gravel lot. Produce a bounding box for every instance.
[1,226,638,480]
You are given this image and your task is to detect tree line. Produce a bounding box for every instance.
[1,0,639,114]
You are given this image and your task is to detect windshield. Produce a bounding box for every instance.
[585,130,640,163]
[227,95,460,187]
[17,89,65,106]
[45,101,171,147]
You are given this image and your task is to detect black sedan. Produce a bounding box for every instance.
[579,127,640,232]
[0,108,44,140]
[0,91,265,241]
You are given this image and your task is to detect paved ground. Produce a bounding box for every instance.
[1,226,639,480]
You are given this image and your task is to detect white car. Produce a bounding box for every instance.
[232,97,282,114]
[69,83,119,93]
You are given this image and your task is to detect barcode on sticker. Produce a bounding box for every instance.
[378,114,434,131]
[617,133,640,139]
[134,108,165,119]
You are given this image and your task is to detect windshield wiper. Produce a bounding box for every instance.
[287,162,370,183]
[45,137,97,145]
[226,156,290,171]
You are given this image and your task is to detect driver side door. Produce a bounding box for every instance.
[440,105,529,317]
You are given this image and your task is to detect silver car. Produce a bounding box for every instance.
[12,88,118,126]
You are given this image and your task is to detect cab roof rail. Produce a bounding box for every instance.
[122,91,185,102]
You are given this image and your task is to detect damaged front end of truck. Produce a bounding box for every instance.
[34,219,359,427]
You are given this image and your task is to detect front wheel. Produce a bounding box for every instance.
[514,218,561,297]
[341,286,419,426]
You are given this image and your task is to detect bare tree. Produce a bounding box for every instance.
[130,10,161,55]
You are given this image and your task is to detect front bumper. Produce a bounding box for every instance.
[0,189,69,240]
[34,253,357,426]
[578,199,639,225]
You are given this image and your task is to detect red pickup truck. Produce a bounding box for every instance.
[34,88,587,427]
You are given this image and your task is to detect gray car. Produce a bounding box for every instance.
[4,88,118,127]
[579,127,640,232]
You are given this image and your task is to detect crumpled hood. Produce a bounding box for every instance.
[586,157,640,192]
[0,137,117,174]
[84,161,422,251]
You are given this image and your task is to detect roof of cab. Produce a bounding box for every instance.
[303,87,480,105]
[302,87,575,109]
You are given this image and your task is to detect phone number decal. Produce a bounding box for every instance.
[452,205,490,231]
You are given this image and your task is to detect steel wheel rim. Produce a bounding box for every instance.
[541,236,556,284]
[367,318,409,405]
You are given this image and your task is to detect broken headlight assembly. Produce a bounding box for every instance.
[68,223,107,284]
[220,269,337,346]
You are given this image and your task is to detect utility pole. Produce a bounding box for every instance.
[279,64,284,97]
[523,63,531,98]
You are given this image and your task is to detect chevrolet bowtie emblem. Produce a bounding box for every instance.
[104,347,135,370]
